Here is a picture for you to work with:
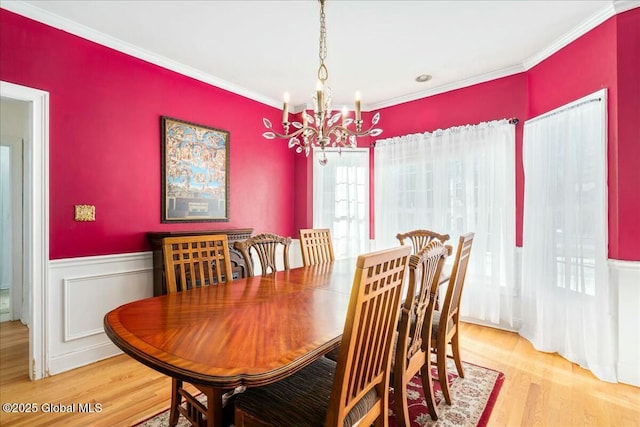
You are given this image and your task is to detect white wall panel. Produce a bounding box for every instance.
[610,259,640,386]
[63,269,151,341]
[48,252,153,375]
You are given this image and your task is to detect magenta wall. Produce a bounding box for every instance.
[0,10,295,259]
[615,9,640,260]
[2,8,637,261]
[528,9,640,260]
[371,74,528,243]
[369,10,639,260]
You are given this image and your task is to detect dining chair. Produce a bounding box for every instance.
[234,233,292,277]
[397,229,452,310]
[393,240,449,424]
[233,245,412,427]
[299,228,335,266]
[396,229,450,255]
[162,234,236,426]
[431,232,474,405]
[162,234,234,292]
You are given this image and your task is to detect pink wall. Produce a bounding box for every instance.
[615,9,640,260]
[0,10,295,259]
[367,9,639,260]
[2,7,637,261]
[527,14,618,258]
[528,9,640,260]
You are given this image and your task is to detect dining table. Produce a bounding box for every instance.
[103,258,356,427]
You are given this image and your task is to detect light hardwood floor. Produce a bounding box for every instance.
[1,320,638,427]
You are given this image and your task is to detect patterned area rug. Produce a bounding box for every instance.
[136,359,504,427]
[388,359,504,427]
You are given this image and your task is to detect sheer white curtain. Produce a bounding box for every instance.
[520,89,616,382]
[313,149,369,259]
[375,119,516,328]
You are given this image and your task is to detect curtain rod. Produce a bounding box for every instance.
[525,97,602,125]
[371,117,519,147]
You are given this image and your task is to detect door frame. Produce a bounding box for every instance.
[1,81,49,380]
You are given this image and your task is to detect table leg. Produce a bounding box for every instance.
[203,386,224,427]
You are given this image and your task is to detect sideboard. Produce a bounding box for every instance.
[146,228,253,296]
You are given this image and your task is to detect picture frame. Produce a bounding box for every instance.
[161,116,230,222]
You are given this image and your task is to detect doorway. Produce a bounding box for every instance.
[0,81,49,380]
[0,133,24,324]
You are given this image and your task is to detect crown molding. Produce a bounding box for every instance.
[0,0,282,109]
[368,64,526,111]
[2,0,638,111]
[521,1,639,70]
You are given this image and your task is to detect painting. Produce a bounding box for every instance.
[161,116,230,222]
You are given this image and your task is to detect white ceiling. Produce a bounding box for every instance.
[2,0,633,111]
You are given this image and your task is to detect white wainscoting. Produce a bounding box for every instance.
[609,259,640,387]
[48,252,154,375]
[43,244,638,386]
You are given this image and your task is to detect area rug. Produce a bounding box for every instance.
[388,358,504,427]
[135,359,504,427]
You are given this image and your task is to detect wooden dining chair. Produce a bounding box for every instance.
[162,234,235,427]
[162,234,234,293]
[299,228,335,266]
[393,240,449,424]
[397,229,452,310]
[233,245,412,427]
[234,233,291,277]
[431,232,474,405]
[396,229,450,254]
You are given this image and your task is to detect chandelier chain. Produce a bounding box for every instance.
[318,0,328,83]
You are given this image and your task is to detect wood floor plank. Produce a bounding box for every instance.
[1,320,639,426]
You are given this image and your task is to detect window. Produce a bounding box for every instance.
[313,149,369,259]
[520,89,615,382]
[374,120,516,328]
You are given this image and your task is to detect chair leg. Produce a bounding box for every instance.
[394,372,411,427]
[419,359,438,420]
[437,341,452,405]
[169,378,182,427]
[451,328,464,378]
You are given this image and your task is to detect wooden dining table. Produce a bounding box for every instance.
[103,259,356,427]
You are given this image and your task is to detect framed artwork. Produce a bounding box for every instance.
[161,116,230,222]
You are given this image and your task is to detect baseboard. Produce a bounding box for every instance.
[49,341,122,376]
[617,360,640,387]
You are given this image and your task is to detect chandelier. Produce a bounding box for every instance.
[261,0,382,165]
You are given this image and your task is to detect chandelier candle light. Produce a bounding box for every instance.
[262,0,382,165]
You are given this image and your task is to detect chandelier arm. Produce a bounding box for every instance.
[326,123,381,138]
[265,126,308,140]
[267,126,320,140]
